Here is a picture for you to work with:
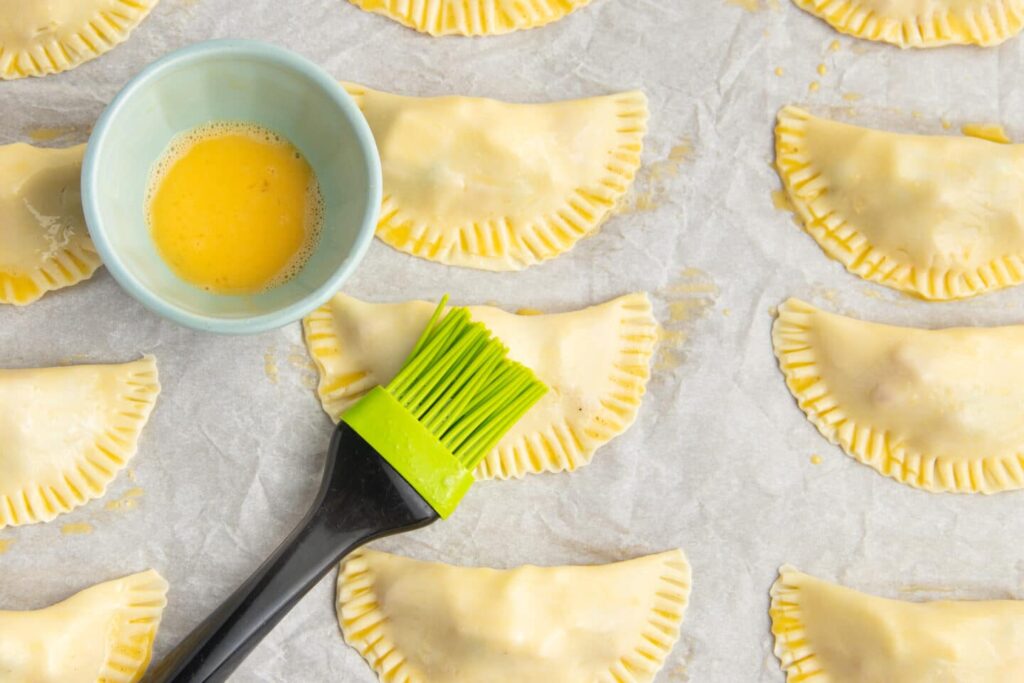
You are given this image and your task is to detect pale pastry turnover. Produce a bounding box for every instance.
[776,106,1024,301]
[770,566,1024,682]
[338,549,691,683]
[304,293,656,479]
[0,143,102,306]
[0,570,168,683]
[346,0,594,36]
[344,83,647,270]
[773,298,1024,493]
[0,356,160,528]
[0,0,159,79]
[792,0,1024,47]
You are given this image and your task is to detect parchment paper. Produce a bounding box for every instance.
[4,1,1024,680]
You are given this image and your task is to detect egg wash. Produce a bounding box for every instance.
[146,122,324,295]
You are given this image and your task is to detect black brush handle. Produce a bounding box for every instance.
[149,424,439,682]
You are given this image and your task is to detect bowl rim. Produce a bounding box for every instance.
[81,39,382,335]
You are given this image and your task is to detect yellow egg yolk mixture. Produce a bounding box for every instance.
[147,122,323,294]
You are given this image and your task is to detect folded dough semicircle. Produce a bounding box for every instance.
[338,549,691,683]
[303,293,656,479]
[0,143,102,306]
[776,106,1024,301]
[771,566,1024,682]
[791,0,1024,48]
[0,0,159,80]
[344,82,647,271]
[0,356,160,527]
[0,569,169,683]
[773,298,1024,493]
[346,0,594,36]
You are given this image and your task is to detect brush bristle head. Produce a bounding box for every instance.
[385,298,547,471]
[339,298,548,518]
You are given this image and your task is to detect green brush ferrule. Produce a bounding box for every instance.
[340,386,474,519]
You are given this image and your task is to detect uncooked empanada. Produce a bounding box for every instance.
[346,0,593,36]
[344,83,647,270]
[773,298,1024,493]
[776,107,1024,301]
[0,570,168,682]
[792,0,1024,48]
[770,566,1024,682]
[338,549,691,683]
[0,143,102,306]
[304,293,655,479]
[0,0,159,79]
[0,356,160,528]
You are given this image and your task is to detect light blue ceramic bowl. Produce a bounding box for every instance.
[82,40,381,334]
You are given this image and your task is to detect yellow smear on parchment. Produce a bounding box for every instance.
[650,142,693,181]
[842,92,862,102]
[771,190,793,212]
[810,454,823,465]
[26,125,80,142]
[656,268,719,372]
[61,522,94,535]
[774,67,784,77]
[106,487,144,511]
[817,63,827,76]
[654,347,684,373]
[812,285,839,305]
[287,352,316,370]
[941,118,953,130]
[659,328,687,347]
[264,348,278,384]
[0,539,13,555]
[668,143,691,161]
[808,81,820,93]
[667,268,719,296]
[962,122,1011,144]
[669,299,712,322]
[829,39,841,51]
[726,0,779,10]
[616,139,692,214]
[27,127,66,142]
[288,344,320,390]
[619,191,658,213]
[861,286,886,300]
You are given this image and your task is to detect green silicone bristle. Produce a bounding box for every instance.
[340,297,547,518]
[387,297,547,469]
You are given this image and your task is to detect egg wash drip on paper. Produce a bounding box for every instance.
[146,122,324,295]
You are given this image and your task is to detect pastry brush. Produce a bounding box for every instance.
[151,297,547,682]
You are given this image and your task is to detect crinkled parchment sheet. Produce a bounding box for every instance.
[4,1,1024,681]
